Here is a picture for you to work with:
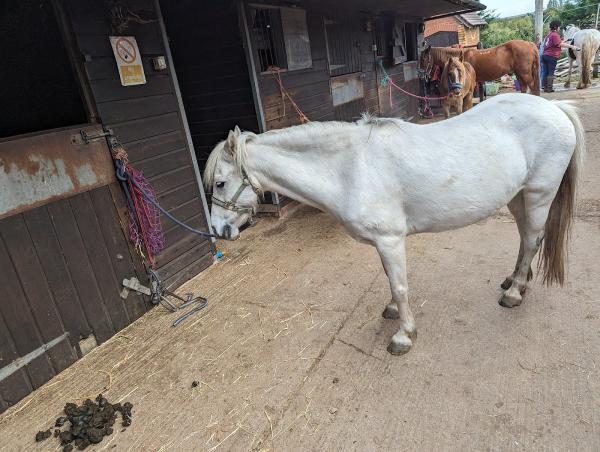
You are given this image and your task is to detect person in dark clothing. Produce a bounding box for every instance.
[542,20,580,93]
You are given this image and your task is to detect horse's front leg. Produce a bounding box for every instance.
[463,92,474,112]
[455,97,464,115]
[441,99,450,119]
[377,235,416,355]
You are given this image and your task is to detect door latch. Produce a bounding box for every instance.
[71,127,113,145]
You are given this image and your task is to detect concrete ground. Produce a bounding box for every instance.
[1,88,599,451]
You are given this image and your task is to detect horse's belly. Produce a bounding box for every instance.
[404,169,526,234]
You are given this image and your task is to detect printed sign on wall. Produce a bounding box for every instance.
[109,36,146,86]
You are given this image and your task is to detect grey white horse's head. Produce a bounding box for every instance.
[563,25,580,41]
[204,126,260,240]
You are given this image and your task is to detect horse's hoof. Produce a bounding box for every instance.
[500,277,513,290]
[387,333,413,355]
[382,303,400,319]
[564,82,571,88]
[499,293,522,308]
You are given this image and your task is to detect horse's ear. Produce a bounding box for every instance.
[227,126,242,154]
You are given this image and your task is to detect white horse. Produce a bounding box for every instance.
[204,93,585,355]
[563,25,600,89]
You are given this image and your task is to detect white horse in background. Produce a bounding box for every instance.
[204,94,585,355]
[563,25,600,89]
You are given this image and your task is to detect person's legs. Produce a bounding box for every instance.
[545,56,558,92]
[541,55,549,87]
[540,55,545,83]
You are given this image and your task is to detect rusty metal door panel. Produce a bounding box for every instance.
[331,73,366,122]
[0,125,115,219]
[331,73,365,107]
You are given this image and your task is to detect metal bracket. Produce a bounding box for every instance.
[80,127,114,144]
[121,276,152,299]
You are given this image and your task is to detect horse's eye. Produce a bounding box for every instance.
[216,182,225,189]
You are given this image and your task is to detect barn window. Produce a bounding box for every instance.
[0,0,89,139]
[404,23,418,61]
[375,18,419,65]
[323,15,363,76]
[250,6,312,72]
[392,22,408,64]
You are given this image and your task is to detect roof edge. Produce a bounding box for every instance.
[424,0,486,21]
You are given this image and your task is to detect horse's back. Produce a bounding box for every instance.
[394,94,577,232]
[574,28,600,46]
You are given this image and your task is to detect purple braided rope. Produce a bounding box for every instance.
[127,166,165,257]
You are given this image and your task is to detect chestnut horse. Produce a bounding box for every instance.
[439,56,477,118]
[420,40,541,96]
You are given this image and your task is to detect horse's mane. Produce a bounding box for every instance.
[204,121,358,191]
[203,132,262,192]
[358,112,406,128]
[204,116,409,190]
[430,47,464,62]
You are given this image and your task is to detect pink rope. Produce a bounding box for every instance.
[387,77,448,101]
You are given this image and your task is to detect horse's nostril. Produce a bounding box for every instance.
[224,225,232,240]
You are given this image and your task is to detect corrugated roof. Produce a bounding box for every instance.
[458,12,487,27]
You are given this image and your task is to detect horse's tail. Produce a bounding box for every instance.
[539,101,586,285]
[579,40,594,87]
[531,45,541,95]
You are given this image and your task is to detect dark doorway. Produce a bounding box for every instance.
[427,31,459,48]
[0,0,88,138]
[159,0,259,174]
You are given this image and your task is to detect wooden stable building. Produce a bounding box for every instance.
[0,0,484,412]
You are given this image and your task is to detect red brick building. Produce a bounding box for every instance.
[425,12,487,47]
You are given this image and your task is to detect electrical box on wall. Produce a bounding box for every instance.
[152,56,167,71]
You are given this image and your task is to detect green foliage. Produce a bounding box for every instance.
[479,14,535,48]
[547,0,563,9]
[477,0,599,49]
[547,0,599,29]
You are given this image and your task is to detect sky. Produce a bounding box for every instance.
[481,0,547,18]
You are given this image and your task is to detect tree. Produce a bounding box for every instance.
[478,9,499,23]
[479,14,535,48]
[546,0,599,28]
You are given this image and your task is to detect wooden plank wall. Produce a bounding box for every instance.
[253,2,416,129]
[0,186,148,412]
[257,5,335,129]
[66,0,213,288]
[160,1,260,174]
[377,62,420,120]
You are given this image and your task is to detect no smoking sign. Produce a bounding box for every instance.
[110,36,146,86]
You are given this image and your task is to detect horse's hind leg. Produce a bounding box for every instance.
[517,75,529,93]
[377,235,416,355]
[499,191,553,308]
[500,191,533,291]
[564,59,573,88]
